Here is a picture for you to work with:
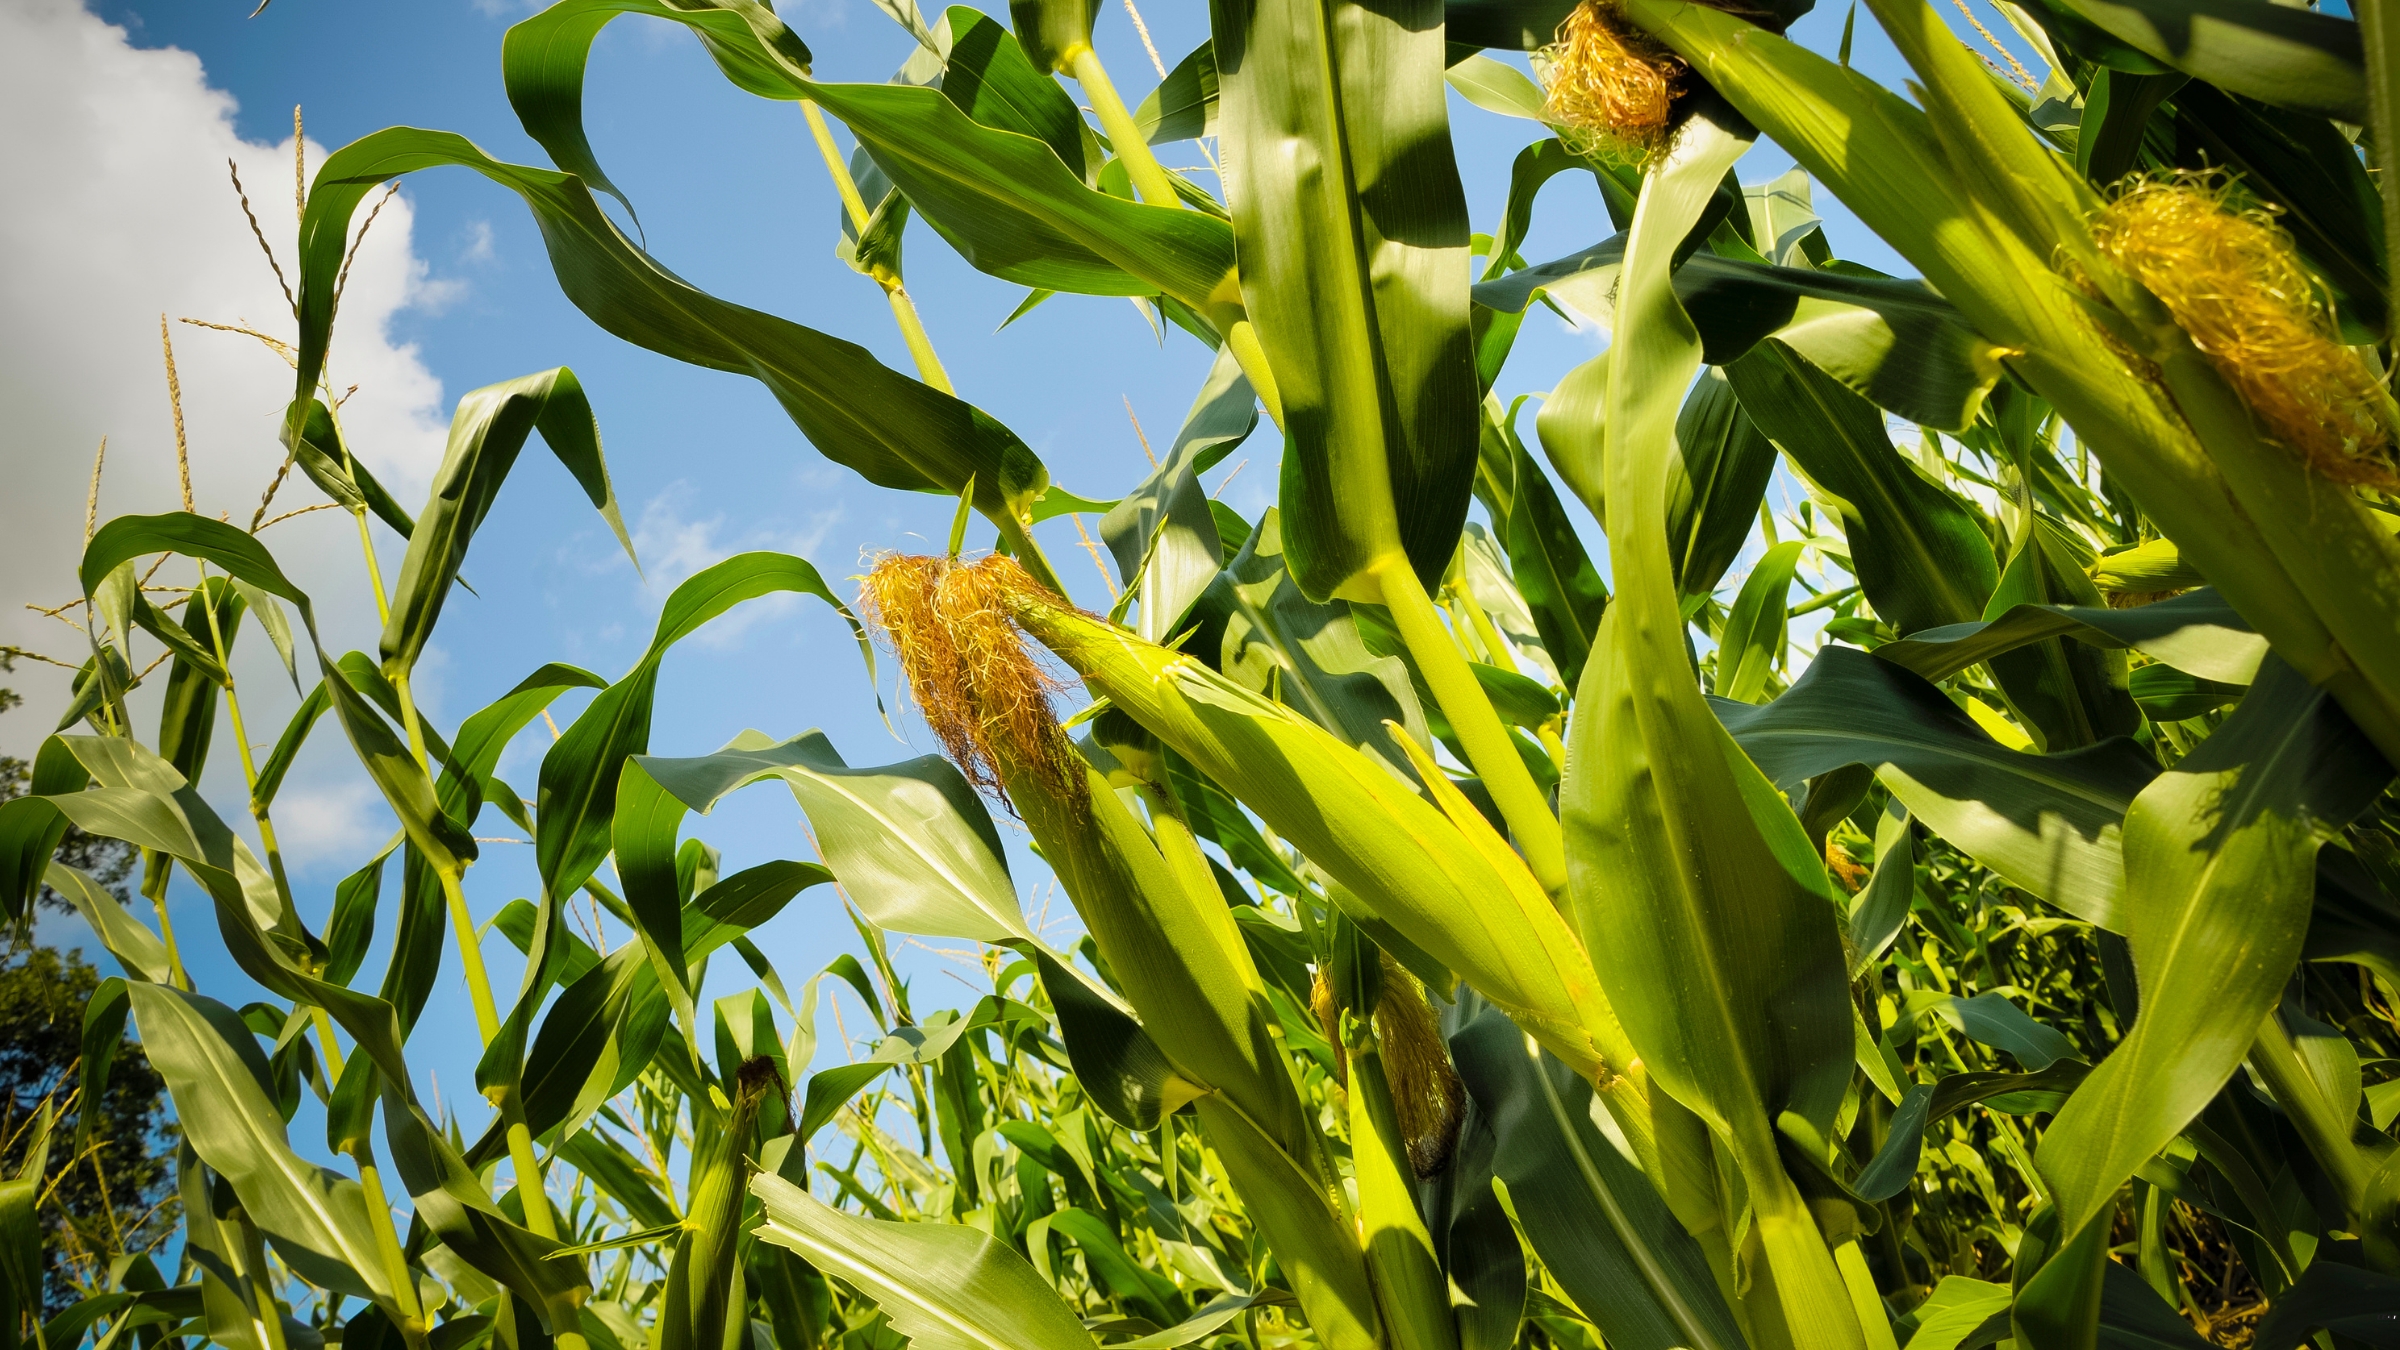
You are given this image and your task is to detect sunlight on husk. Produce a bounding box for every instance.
[2094,171,2397,489]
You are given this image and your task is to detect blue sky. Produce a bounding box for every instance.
[5,0,1980,1160]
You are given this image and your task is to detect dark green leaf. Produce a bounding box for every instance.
[1213,0,1479,597]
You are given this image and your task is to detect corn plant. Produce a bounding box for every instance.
[10,0,2400,1345]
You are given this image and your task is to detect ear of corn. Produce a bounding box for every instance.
[999,575,1634,1086]
[661,1057,775,1350]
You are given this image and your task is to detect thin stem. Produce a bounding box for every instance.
[801,99,875,234]
[1374,556,1568,896]
[197,571,299,913]
[1065,44,1180,210]
[1448,575,1516,673]
[885,284,954,395]
[309,1009,346,1080]
[350,1143,426,1343]
[139,864,190,992]
[239,1215,293,1350]
[801,98,956,393]
[1788,583,1859,618]
[994,510,1071,600]
[391,663,557,1241]
[355,509,392,627]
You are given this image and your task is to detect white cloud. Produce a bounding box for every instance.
[0,0,456,874]
[267,779,391,872]
[459,219,498,265]
[605,482,843,648]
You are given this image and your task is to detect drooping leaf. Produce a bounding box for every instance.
[636,729,1040,947]
[1714,645,2157,930]
[1722,341,1997,635]
[1450,1004,1745,1350]
[1876,587,2266,687]
[1102,348,1255,643]
[1183,510,1431,783]
[2026,0,2367,123]
[381,367,634,678]
[1487,240,2007,433]
[2037,657,2393,1243]
[296,129,1054,532]
[750,1171,1102,1349]
[126,984,395,1305]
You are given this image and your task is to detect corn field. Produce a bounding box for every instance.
[10,0,2400,1345]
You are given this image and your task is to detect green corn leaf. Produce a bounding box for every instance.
[125,984,395,1304]
[280,398,417,541]
[1032,950,1199,1132]
[1721,341,1997,635]
[1133,40,1217,143]
[250,681,329,817]
[1559,96,1862,1344]
[1618,0,2362,762]
[155,578,245,791]
[1444,0,1581,50]
[441,662,610,830]
[0,736,91,922]
[554,1132,679,1230]
[2028,0,2366,123]
[1414,1018,1527,1350]
[381,367,635,679]
[0,1179,35,1348]
[1471,396,1607,687]
[75,977,132,1155]
[1715,645,2156,929]
[2037,656,2393,1240]
[504,0,1231,307]
[1714,540,1805,703]
[1487,240,2008,434]
[379,1078,591,1330]
[1667,370,1782,601]
[47,864,174,986]
[938,8,1088,176]
[1183,510,1432,784]
[539,552,864,909]
[296,128,1053,531]
[1877,587,2265,687]
[1449,1004,1746,1350]
[1446,52,1547,120]
[1978,507,2142,753]
[1101,348,1254,643]
[1007,0,1095,74]
[2251,1254,2400,1349]
[78,513,479,876]
[1212,0,1480,598]
[500,0,811,224]
[636,729,1039,947]
[750,1170,1102,1349]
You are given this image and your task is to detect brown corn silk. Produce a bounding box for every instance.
[1540,0,1686,160]
[859,553,1086,812]
[1311,955,1466,1178]
[2093,173,2396,489]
